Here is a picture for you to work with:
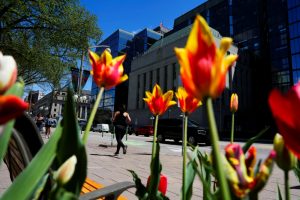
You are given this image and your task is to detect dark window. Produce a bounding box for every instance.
[156,68,160,85]
[143,73,146,108]
[164,65,168,91]
[150,71,153,90]
[137,75,140,109]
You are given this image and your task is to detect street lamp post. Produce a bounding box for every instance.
[76,45,110,120]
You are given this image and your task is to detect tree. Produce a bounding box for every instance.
[0,0,102,88]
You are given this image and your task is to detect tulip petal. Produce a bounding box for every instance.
[0,95,28,124]
[268,88,300,158]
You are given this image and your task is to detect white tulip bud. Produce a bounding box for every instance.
[54,155,77,185]
[0,52,17,94]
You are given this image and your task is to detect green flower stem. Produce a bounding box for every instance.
[206,98,231,200]
[230,113,235,143]
[285,170,290,200]
[182,114,188,200]
[82,87,104,144]
[151,115,159,161]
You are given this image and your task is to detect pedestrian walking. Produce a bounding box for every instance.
[35,113,44,133]
[45,114,52,138]
[112,105,131,155]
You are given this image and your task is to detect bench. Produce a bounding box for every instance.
[3,113,135,200]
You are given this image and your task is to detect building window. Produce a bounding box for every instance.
[149,70,153,90]
[143,73,146,108]
[156,68,160,85]
[54,109,56,112]
[137,75,140,109]
[164,65,168,91]
[172,63,177,91]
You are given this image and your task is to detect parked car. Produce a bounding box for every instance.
[135,125,154,137]
[93,124,110,133]
[157,118,210,145]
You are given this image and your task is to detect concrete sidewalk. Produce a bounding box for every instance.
[1,132,300,199]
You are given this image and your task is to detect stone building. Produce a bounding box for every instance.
[127,25,238,135]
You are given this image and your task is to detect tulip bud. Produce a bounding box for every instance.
[147,174,167,196]
[54,155,77,185]
[230,93,238,113]
[273,133,297,171]
[0,52,17,94]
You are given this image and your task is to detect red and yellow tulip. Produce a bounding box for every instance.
[175,86,202,114]
[143,84,176,116]
[0,95,29,124]
[174,15,238,101]
[89,49,128,89]
[224,144,275,198]
[0,52,17,94]
[230,93,238,113]
[268,82,300,159]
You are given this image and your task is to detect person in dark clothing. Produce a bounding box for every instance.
[35,113,44,133]
[113,105,131,155]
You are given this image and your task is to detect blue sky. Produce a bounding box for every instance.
[80,0,206,90]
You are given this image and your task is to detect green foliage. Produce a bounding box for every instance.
[277,184,283,200]
[54,88,87,195]
[184,147,197,200]
[0,86,88,199]
[0,0,102,87]
[129,143,169,200]
[192,147,216,200]
[242,126,269,153]
[1,123,63,200]
[0,81,25,163]
[293,159,300,183]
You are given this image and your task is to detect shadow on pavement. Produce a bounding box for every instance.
[145,140,210,147]
[133,152,152,156]
[290,185,300,190]
[90,153,123,159]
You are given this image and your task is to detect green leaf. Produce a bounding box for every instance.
[184,161,196,200]
[50,187,77,200]
[54,88,87,196]
[242,126,269,153]
[128,170,148,199]
[293,159,300,183]
[0,81,25,164]
[149,142,162,198]
[277,184,283,200]
[31,174,49,200]
[0,124,63,200]
[193,148,216,200]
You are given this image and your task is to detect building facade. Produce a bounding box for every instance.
[91,28,163,111]
[32,89,92,121]
[91,29,134,112]
[127,25,238,133]
[164,0,299,139]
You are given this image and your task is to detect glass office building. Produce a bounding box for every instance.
[171,0,298,138]
[91,28,162,111]
[288,0,300,84]
[91,29,134,111]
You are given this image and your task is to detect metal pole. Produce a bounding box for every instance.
[78,50,85,97]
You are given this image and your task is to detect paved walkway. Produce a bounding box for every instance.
[1,132,300,199]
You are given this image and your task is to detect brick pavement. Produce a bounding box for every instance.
[1,132,300,199]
